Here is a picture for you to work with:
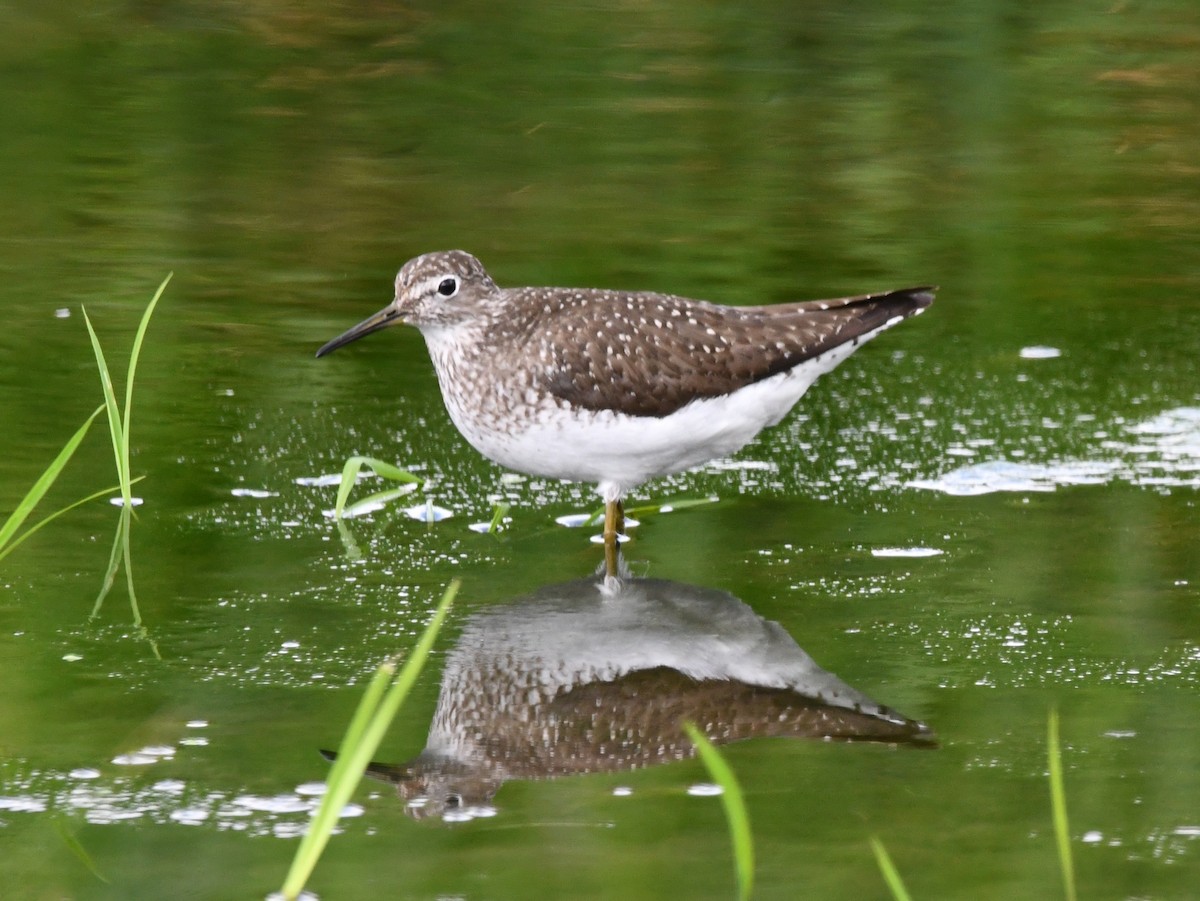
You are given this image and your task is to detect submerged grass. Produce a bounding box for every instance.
[82,273,170,623]
[1049,708,1077,901]
[280,579,459,901]
[683,723,754,901]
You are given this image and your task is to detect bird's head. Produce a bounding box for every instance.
[316,250,498,357]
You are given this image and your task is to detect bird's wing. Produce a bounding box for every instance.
[519,286,934,418]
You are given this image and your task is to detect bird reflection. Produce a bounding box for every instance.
[343,574,934,820]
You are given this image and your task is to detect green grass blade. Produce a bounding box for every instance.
[624,496,721,518]
[584,495,720,527]
[333,457,367,517]
[339,484,420,519]
[80,279,167,639]
[360,457,423,484]
[319,663,397,795]
[683,723,753,901]
[120,272,171,487]
[1049,708,1077,901]
[486,501,511,534]
[53,818,110,885]
[281,580,459,900]
[82,308,129,503]
[870,837,913,901]
[350,579,458,760]
[91,512,126,618]
[0,478,134,565]
[334,455,424,519]
[0,406,103,554]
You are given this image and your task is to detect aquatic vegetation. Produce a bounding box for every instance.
[871,709,1079,901]
[0,406,107,563]
[83,273,171,511]
[484,500,511,533]
[683,723,754,901]
[1,274,170,569]
[280,580,459,901]
[870,837,913,901]
[578,494,721,528]
[1049,708,1077,901]
[331,454,424,519]
[82,273,171,652]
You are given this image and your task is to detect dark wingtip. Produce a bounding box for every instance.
[318,749,338,762]
[894,285,936,315]
[907,285,937,307]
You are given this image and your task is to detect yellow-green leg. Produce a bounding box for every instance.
[603,499,624,578]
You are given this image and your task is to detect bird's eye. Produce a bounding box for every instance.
[437,277,459,297]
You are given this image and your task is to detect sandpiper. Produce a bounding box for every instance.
[317,251,934,563]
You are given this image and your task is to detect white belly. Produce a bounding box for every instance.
[439,341,867,501]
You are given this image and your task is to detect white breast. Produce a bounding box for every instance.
[419,319,891,500]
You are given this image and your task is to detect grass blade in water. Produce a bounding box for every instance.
[1049,708,1077,901]
[120,272,172,492]
[486,501,511,533]
[0,406,103,559]
[280,580,459,900]
[0,478,134,565]
[870,837,913,901]
[334,455,424,520]
[584,495,720,527]
[82,277,169,634]
[83,309,129,504]
[53,818,110,885]
[683,723,753,901]
[338,484,419,519]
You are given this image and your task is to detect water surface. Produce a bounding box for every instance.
[2,3,1199,899]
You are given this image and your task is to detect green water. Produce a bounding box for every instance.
[2,3,1199,899]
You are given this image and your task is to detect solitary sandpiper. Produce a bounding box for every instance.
[317,251,935,567]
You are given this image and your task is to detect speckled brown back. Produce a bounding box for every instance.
[486,285,935,418]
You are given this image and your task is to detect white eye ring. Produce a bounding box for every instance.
[437,276,459,298]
